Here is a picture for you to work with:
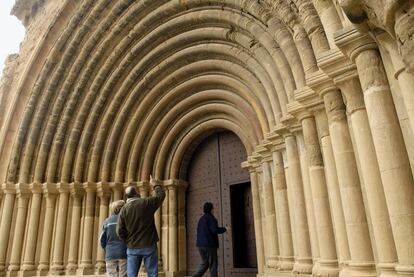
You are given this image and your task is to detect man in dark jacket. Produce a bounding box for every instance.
[193,202,227,277]
[100,200,128,277]
[116,176,166,277]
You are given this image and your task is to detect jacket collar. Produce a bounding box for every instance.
[126,197,139,203]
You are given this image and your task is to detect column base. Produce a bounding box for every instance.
[278,257,294,271]
[263,271,309,277]
[293,258,313,274]
[95,262,106,275]
[319,259,340,277]
[347,262,376,276]
[37,264,50,276]
[76,265,95,275]
[65,263,78,275]
[17,269,38,277]
[396,264,414,276]
[267,256,279,269]
[312,259,321,276]
[50,264,66,275]
[5,270,18,277]
[377,262,398,277]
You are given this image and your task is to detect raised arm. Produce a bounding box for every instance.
[146,175,166,211]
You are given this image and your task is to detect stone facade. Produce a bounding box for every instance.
[0,0,413,276]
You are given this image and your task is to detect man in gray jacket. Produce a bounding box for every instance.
[117,175,165,277]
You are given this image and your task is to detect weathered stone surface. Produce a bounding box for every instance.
[0,0,413,276]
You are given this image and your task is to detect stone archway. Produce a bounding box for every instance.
[185,131,257,277]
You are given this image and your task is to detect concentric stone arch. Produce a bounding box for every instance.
[0,0,414,276]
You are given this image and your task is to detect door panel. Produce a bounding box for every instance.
[186,131,257,277]
[186,133,222,275]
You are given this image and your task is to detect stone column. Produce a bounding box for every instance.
[8,184,30,274]
[261,159,279,268]
[166,181,178,274]
[378,35,414,134]
[313,110,351,271]
[178,181,188,274]
[271,151,294,271]
[95,183,111,274]
[374,28,414,136]
[248,168,266,275]
[336,74,399,276]
[0,184,16,272]
[111,182,124,201]
[300,115,339,276]
[161,188,169,271]
[336,27,414,275]
[0,191,2,220]
[37,184,58,274]
[21,184,43,274]
[257,168,269,263]
[284,134,313,274]
[66,183,83,273]
[50,183,70,274]
[319,86,376,275]
[296,133,321,274]
[78,182,96,275]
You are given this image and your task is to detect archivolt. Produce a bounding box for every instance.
[3,0,330,184]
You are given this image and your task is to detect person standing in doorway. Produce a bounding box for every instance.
[100,200,128,277]
[116,175,166,277]
[193,202,227,277]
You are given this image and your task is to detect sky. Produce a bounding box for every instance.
[0,0,25,78]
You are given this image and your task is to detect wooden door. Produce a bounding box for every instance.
[186,131,258,277]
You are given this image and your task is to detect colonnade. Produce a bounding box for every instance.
[240,24,414,277]
[0,180,188,277]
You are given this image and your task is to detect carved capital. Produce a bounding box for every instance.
[42,182,58,196]
[96,182,111,199]
[56,182,71,194]
[69,182,84,197]
[16,183,31,198]
[286,100,314,123]
[317,48,357,80]
[83,182,97,192]
[334,25,377,62]
[1,183,16,194]
[306,70,336,97]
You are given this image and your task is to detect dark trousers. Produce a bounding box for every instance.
[192,247,218,277]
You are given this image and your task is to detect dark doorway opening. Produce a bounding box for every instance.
[230,182,257,269]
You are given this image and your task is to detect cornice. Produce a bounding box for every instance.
[334,25,377,62]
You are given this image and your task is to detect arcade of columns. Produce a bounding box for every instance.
[0,0,414,277]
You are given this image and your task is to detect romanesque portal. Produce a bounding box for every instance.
[0,0,414,277]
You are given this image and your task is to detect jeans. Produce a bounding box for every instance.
[106,259,127,277]
[192,247,218,277]
[127,245,158,277]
